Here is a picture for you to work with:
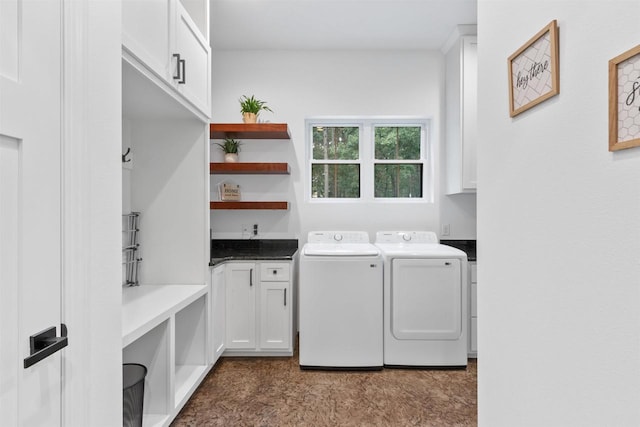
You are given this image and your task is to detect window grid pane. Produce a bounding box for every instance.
[312,126,360,160]
[374,164,423,198]
[374,126,421,160]
[311,164,360,198]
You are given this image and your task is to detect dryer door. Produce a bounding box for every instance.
[391,258,462,340]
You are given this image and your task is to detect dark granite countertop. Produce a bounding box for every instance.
[210,239,299,266]
[440,239,476,261]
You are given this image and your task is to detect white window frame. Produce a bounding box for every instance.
[305,116,432,203]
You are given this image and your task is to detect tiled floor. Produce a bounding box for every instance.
[171,346,477,427]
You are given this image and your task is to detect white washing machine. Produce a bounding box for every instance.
[299,231,383,369]
[375,231,468,367]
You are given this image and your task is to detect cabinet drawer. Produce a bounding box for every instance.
[260,263,290,281]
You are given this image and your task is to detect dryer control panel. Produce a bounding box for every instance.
[375,231,438,244]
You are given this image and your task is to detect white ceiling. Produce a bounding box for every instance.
[209,0,477,51]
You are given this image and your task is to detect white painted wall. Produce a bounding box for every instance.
[211,49,477,242]
[478,1,640,425]
[128,118,209,285]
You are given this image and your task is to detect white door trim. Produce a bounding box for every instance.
[61,1,122,425]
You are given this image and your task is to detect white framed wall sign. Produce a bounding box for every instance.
[608,43,640,151]
[508,20,560,117]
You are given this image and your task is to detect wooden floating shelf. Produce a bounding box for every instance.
[210,162,290,175]
[210,201,289,210]
[210,123,291,140]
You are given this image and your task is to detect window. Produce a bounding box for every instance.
[307,118,430,201]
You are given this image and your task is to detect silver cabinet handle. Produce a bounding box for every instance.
[249,268,253,286]
[179,58,186,84]
[172,54,186,84]
[172,53,181,80]
[284,288,287,306]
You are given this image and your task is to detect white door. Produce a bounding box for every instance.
[0,1,64,425]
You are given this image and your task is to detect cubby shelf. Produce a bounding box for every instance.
[209,123,291,140]
[210,162,290,175]
[210,201,289,210]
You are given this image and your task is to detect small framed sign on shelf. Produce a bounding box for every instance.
[218,182,241,201]
[608,44,640,152]
[508,20,560,117]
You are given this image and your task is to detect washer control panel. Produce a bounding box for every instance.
[307,231,371,244]
[374,231,438,244]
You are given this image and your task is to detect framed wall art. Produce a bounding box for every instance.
[608,44,640,151]
[508,20,560,117]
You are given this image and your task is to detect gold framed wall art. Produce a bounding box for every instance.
[608,44,640,151]
[508,20,560,117]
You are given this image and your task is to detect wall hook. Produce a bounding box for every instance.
[122,147,131,163]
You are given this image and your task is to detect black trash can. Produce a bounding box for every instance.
[123,363,147,427]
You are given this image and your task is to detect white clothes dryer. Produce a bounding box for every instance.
[299,231,383,369]
[375,231,468,367]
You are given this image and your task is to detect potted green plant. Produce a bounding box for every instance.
[239,95,273,123]
[216,138,242,163]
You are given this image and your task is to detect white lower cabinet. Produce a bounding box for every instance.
[259,281,290,349]
[469,262,478,357]
[211,264,226,364]
[223,261,293,356]
[225,263,257,349]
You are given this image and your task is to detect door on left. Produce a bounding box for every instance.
[0,0,65,425]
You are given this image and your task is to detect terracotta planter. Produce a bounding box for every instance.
[242,112,257,123]
[224,153,239,163]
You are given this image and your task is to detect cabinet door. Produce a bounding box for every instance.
[173,2,211,115]
[122,0,172,83]
[469,262,478,356]
[259,282,290,350]
[211,265,226,363]
[461,36,478,190]
[225,264,256,349]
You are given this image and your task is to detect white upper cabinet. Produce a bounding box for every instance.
[122,0,211,118]
[445,28,477,194]
[122,0,172,83]
[174,2,211,115]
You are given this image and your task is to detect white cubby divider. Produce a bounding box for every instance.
[174,294,208,408]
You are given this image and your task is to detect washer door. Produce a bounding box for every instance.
[391,258,462,340]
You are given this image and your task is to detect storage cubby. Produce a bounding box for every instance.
[123,320,171,427]
[122,284,210,427]
[174,294,208,408]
